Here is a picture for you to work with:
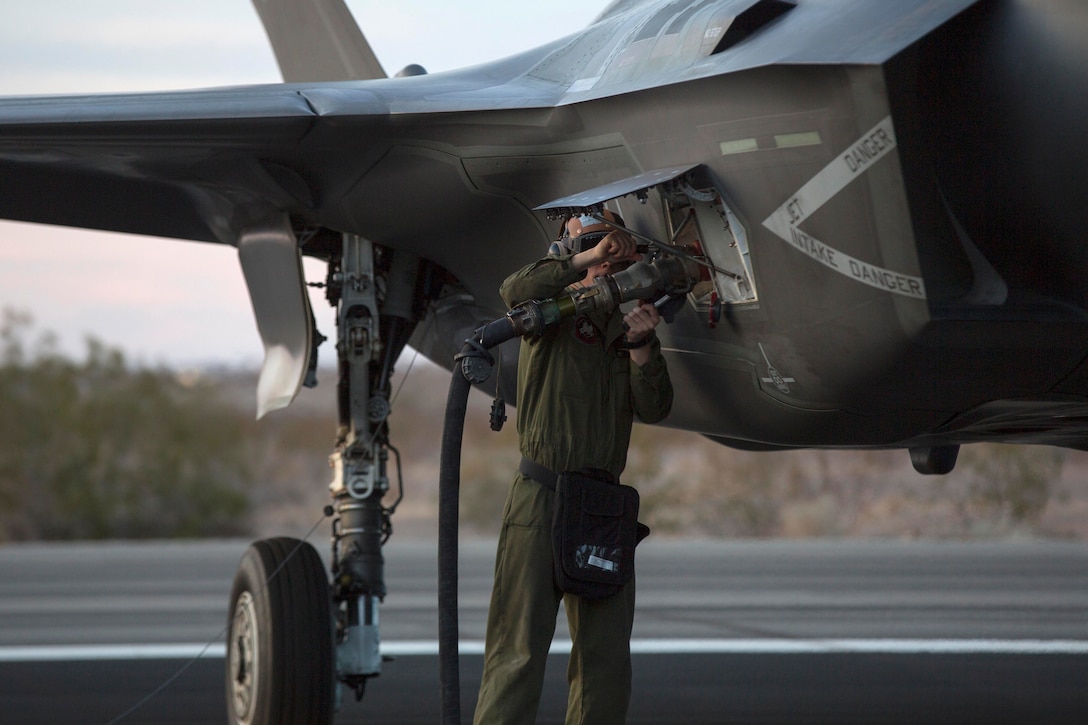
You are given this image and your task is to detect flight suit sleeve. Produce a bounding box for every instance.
[630,336,672,424]
[500,256,587,309]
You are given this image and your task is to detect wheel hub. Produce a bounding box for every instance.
[229,590,259,722]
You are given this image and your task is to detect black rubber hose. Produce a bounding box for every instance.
[438,359,472,725]
[436,320,527,724]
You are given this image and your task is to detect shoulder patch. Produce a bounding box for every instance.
[572,315,600,345]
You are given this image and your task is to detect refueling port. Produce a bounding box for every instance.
[660,180,758,314]
[536,165,758,328]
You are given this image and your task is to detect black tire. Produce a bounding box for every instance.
[226,537,335,725]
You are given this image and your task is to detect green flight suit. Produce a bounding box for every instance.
[473,255,673,725]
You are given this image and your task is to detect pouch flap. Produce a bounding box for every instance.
[580,486,625,517]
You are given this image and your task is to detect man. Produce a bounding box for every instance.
[473,210,673,725]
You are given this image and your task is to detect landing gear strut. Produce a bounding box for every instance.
[226,232,430,724]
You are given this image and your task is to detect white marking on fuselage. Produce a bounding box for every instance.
[762,116,927,300]
[758,343,795,394]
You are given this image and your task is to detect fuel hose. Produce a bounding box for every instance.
[438,321,520,725]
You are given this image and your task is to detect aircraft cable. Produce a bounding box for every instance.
[590,213,743,281]
[102,512,331,725]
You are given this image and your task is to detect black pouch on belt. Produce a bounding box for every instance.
[551,468,647,600]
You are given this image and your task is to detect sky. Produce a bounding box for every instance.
[0,0,606,368]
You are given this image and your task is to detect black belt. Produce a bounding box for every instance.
[518,457,558,491]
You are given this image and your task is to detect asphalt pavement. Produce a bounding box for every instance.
[1,537,1086,723]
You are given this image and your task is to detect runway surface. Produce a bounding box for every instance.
[2,537,1087,723]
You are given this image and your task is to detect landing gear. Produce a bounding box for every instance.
[226,538,335,725]
[226,230,435,723]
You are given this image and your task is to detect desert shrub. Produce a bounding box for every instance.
[0,311,252,540]
[937,443,1066,535]
[3,309,1078,541]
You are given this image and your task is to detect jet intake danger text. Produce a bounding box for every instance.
[788,226,924,298]
[843,127,895,175]
[762,115,927,301]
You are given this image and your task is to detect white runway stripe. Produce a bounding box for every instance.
[3,639,1088,662]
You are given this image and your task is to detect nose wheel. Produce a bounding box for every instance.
[225,538,335,725]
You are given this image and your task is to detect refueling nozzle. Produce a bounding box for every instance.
[588,255,700,310]
[471,254,701,352]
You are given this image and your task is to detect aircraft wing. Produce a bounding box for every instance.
[0,39,607,414]
[0,70,557,301]
[0,86,318,246]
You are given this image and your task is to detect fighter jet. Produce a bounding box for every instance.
[1,0,1086,721]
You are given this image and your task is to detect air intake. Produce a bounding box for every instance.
[712,0,795,55]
